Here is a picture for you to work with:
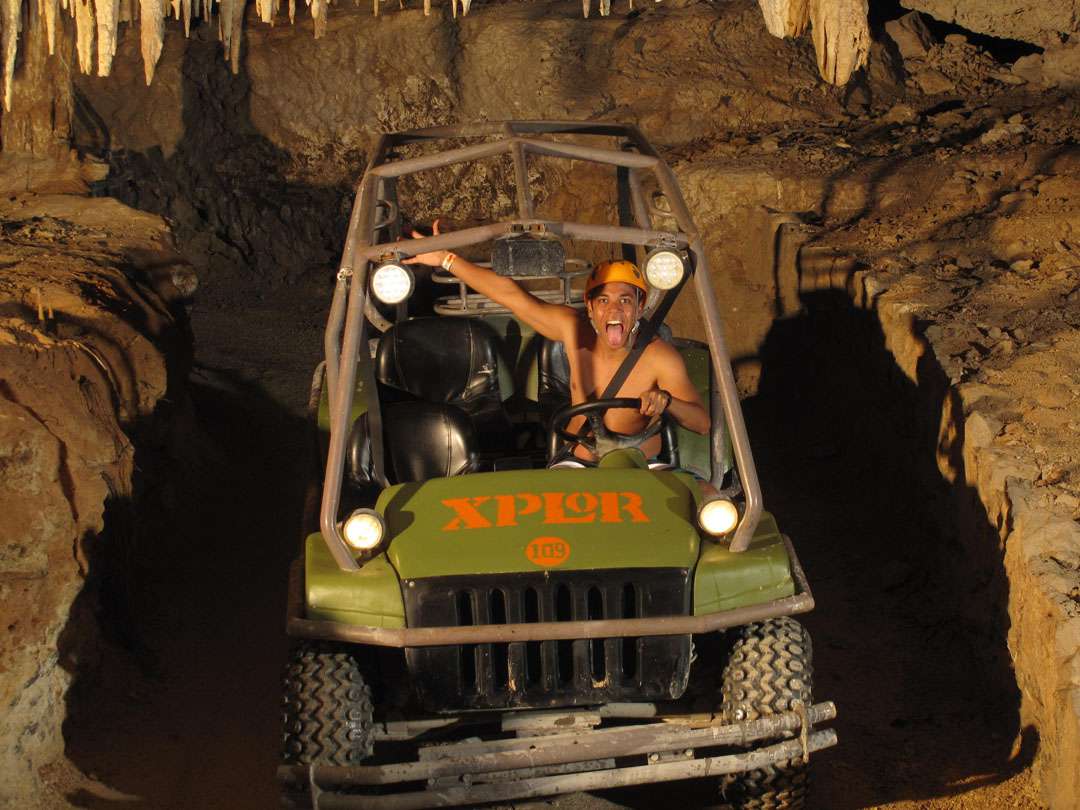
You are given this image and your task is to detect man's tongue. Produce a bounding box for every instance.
[605,323,624,347]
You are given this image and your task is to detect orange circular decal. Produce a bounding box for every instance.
[525,536,571,568]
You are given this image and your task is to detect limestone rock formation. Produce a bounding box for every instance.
[885,10,932,60]
[901,0,1080,48]
[0,189,186,808]
[809,0,869,85]
[756,0,809,38]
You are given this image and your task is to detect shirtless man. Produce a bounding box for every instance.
[406,228,710,463]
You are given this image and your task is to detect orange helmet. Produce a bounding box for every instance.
[585,260,648,299]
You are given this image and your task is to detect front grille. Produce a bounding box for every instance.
[404,569,692,711]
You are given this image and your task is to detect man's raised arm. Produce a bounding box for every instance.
[404,225,576,342]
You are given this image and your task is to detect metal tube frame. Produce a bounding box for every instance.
[279,701,836,788]
[279,706,837,809]
[320,122,766,572]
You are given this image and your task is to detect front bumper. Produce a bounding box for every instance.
[278,701,837,809]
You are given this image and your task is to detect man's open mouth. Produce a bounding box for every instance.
[605,320,625,347]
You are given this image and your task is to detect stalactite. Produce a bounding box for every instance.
[2,0,21,111]
[0,0,874,112]
[96,0,120,76]
[44,0,59,54]
[74,0,95,75]
[756,0,809,39]
[219,0,233,55]
[228,0,244,68]
[256,0,277,24]
[809,0,868,85]
[139,0,164,84]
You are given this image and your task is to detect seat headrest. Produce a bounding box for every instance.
[375,318,508,405]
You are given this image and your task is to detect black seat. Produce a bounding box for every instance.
[537,336,571,417]
[375,317,511,437]
[346,318,512,485]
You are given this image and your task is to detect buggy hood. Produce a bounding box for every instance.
[375,466,702,580]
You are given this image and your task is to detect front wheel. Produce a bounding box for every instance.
[719,617,813,810]
[282,642,374,766]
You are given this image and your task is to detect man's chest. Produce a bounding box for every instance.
[567,345,656,400]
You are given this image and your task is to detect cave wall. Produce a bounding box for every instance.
[72,0,897,353]
[0,195,188,808]
[901,0,1079,48]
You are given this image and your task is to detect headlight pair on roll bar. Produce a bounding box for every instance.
[342,508,386,555]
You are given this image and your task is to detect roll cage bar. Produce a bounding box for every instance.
[321,121,763,571]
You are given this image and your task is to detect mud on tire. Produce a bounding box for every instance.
[720,617,813,810]
[282,642,374,766]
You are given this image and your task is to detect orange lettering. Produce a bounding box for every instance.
[620,491,649,523]
[600,491,621,523]
[495,493,543,527]
[543,492,596,524]
[441,497,492,530]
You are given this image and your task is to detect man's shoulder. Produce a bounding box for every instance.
[643,334,681,360]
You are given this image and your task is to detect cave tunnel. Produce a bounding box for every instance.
[1,1,1078,809]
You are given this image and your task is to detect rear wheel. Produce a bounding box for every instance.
[719,617,813,810]
[282,642,374,766]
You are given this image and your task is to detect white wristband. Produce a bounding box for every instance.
[441,252,457,271]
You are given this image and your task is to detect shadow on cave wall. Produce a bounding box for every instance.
[743,287,1034,805]
[61,31,320,808]
[61,367,305,809]
[75,23,351,290]
[592,286,1034,810]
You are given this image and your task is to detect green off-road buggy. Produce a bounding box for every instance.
[280,122,836,809]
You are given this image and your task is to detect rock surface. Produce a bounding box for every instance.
[901,0,1080,48]
[0,188,186,809]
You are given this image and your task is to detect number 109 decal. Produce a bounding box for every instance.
[525,536,571,567]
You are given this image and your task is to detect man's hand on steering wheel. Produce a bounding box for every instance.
[639,388,672,419]
[550,397,665,462]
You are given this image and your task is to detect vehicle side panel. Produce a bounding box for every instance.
[305,534,406,627]
[693,512,795,615]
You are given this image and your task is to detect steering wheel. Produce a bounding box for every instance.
[549,398,664,461]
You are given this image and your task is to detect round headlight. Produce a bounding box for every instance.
[698,498,740,537]
[371,263,414,305]
[342,509,385,552]
[644,249,686,290]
